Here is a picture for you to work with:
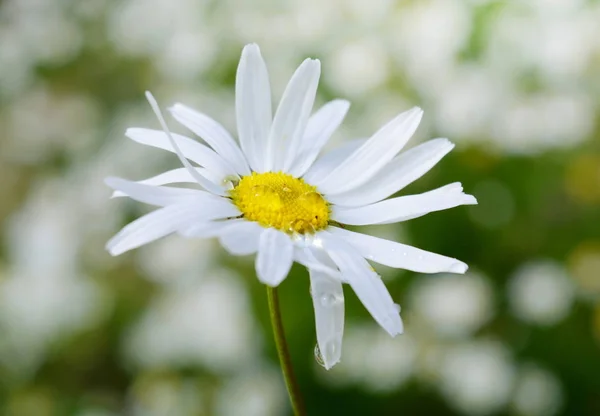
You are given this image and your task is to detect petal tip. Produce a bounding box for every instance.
[464,194,478,205]
[104,176,119,188]
[105,241,121,256]
[449,262,468,274]
[242,43,261,56]
[322,358,340,371]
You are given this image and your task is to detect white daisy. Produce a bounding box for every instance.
[106,44,477,370]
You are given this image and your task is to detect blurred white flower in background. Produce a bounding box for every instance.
[511,363,563,416]
[1,86,100,163]
[410,272,494,338]
[137,235,218,285]
[390,0,471,89]
[108,0,218,82]
[508,261,575,326]
[327,38,390,97]
[124,269,260,373]
[436,340,516,415]
[491,92,594,155]
[214,366,287,416]
[127,373,204,416]
[0,180,109,378]
[434,65,505,143]
[318,323,417,393]
[0,0,82,90]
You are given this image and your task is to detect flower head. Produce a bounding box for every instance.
[106,43,477,369]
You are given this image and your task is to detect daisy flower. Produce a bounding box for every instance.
[106,44,477,370]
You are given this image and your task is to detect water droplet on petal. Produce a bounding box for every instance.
[320,293,337,307]
[222,175,239,189]
[314,344,326,368]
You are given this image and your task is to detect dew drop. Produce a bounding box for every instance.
[222,175,239,189]
[299,191,325,206]
[320,293,338,307]
[251,184,268,197]
[314,344,326,367]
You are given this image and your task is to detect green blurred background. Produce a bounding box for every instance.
[1,0,600,415]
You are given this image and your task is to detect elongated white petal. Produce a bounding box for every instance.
[145,92,226,196]
[183,218,246,238]
[310,269,344,370]
[107,203,199,256]
[125,128,237,180]
[255,228,294,286]
[328,227,468,273]
[235,44,272,173]
[106,176,207,206]
[332,183,477,225]
[328,138,455,207]
[219,221,264,255]
[288,100,350,177]
[169,103,250,175]
[110,168,226,198]
[320,232,403,336]
[267,58,321,172]
[302,139,366,185]
[314,107,423,195]
[111,169,194,199]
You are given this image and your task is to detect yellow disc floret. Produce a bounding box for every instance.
[230,172,330,234]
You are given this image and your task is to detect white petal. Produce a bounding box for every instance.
[320,231,403,336]
[107,203,199,256]
[125,128,238,180]
[332,182,478,225]
[106,177,240,224]
[106,176,207,206]
[288,100,350,177]
[328,138,455,207]
[310,269,344,370]
[302,139,366,185]
[235,44,272,173]
[144,92,226,196]
[314,107,423,195]
[328,226,468,274]
[169,103,250,176]
[219,221,264,255]
[110,168,224,198]
[294,247,342,280]
[255,228,294,286]
[267,58,321,172]
[179,218,243,238]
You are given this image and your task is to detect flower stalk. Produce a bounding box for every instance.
[266,286,306,416]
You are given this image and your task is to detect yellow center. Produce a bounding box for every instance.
[230,172,330,234]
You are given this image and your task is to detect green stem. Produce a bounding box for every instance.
[266,286,306,416]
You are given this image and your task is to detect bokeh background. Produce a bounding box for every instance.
[1,0,600,415]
